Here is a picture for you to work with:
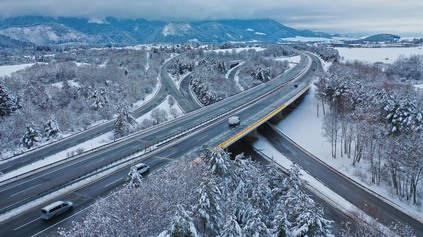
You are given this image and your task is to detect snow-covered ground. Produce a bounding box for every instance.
[282,36,360,43]
[274,55,301,68]
[212,46,265,54]
[263,85,423,222]
[168,71,191,90]
[0,63,35,77]
[135,95,183,124]
[131,83,159,108]
[336,47,423,64]
[229,62,245,92]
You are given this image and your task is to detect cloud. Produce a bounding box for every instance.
[0,0,422,35]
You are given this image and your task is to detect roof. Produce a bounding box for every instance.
[41,201,66,211]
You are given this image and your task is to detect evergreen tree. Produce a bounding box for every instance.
[44,118,61,140]
[126,165,143,188]
[0,83,17,118]
[284,164,332,237]
[194,178,222,235]
[221,215,243,237]
[243,209,271,237]
[113,101,136,139]
[208,148,229,176]
[21,123,41,149]
[169,205,198,237]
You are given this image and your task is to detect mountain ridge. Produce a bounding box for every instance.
[0,16,334,45]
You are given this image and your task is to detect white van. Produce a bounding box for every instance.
[41,200,73,220]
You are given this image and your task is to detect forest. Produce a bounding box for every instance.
[316,58,423,205]
[58,148,333,237]
[0,46,170,157]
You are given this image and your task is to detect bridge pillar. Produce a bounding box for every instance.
[270,110,285,122]
[246,128,258,138]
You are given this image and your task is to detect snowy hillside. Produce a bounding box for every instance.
[0,17,335,45]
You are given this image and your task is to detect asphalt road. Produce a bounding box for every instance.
[160,56,201,112]
[259,122,423,236]
[0,53,319,236]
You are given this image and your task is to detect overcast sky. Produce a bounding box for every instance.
[1,0,422,36]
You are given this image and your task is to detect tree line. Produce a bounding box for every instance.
[317,59,423,205]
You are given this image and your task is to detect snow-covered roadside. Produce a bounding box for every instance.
[131,82,160,108]
[414,84,423,90]
[168,71,191,90]
[135,95,183,124]
[227,61,245,92]
[253,136,392,235]
[274,55,301,68]
[273,85,423,222]
[0,95,183,183]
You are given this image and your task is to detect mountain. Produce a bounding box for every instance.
[0,34,35,49]
[0,16,334,45]
[361,33,400,42]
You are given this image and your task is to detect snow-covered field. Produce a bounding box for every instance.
[0,63,35,77]
[336,47,423,64]
[282,36,359,43]
[264,85,423,222]
[212,46,265,54]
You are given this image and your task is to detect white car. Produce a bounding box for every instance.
[228,116,240,126]
[133,163,150,175]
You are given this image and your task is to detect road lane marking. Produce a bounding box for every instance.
[104,179,122,188]
[340,184,349,191]
[319,171,328,177]
[363,200,375,207]
[154,151,177,161]
[73,192,94,200]
[10,183,41,197]
[32,206,91,237]
[13,217,41,231]
[196,134,209,141]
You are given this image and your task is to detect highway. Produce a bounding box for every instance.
[258,122,423,236]
[160,56,201,112]
[0,53,319,236]
[0,53,201,174]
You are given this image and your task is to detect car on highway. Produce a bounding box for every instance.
[228,116,240,126]
[41,200,73,220]
[133,163,150,175]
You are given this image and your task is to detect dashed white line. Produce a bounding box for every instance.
[32,206,91,236]
[10,183,41,197]
[13,217,40,231]
[104,178,122,188]
[340,184,349,191]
